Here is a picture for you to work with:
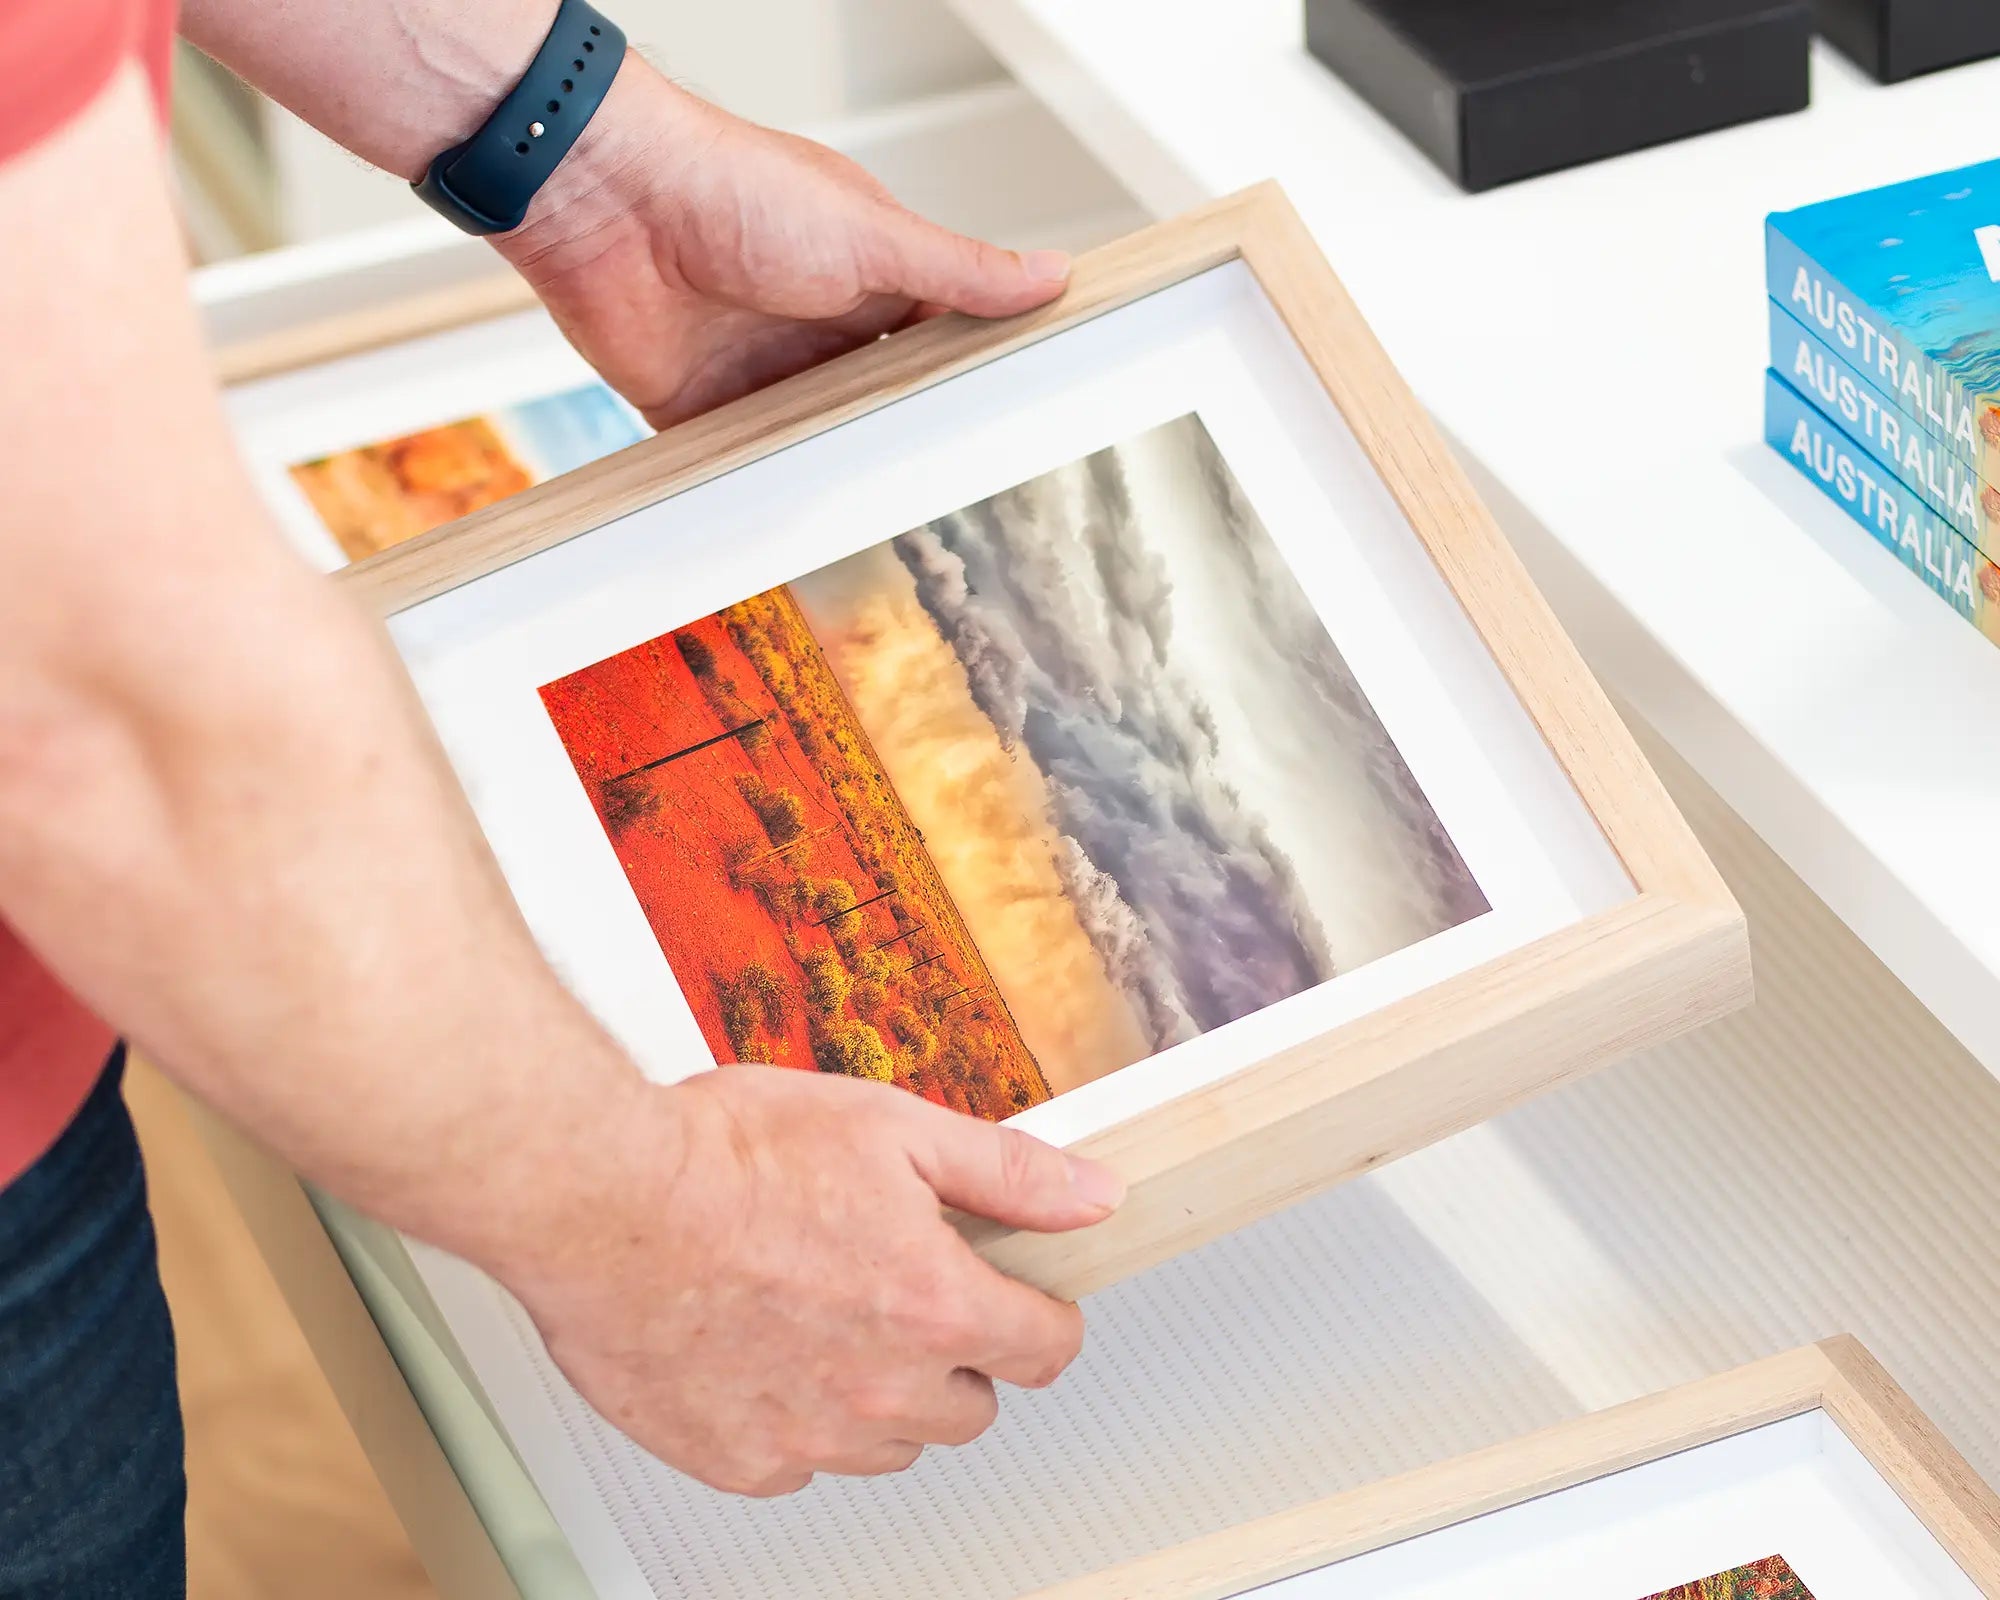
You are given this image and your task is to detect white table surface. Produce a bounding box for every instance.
[946,0,2000,1075]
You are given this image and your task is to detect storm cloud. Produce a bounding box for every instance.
[889,413,1484,1049]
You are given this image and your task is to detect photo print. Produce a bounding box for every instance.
[1639,1556,1816,1600]
[539,413,1486,1122]
[290,382,643,561]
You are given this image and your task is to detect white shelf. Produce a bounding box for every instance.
[947,0,2000,1076]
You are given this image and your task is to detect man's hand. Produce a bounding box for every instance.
[493,60,1073,427]
[502,1066,1123,1496]
[180,7,1071,428]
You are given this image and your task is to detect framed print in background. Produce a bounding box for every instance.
[1026,1339,2000,1600]
[296,182,1750,1299]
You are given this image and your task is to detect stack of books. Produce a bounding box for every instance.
[1765,161,2000,646]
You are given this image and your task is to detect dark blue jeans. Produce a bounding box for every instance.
[0,1048,186,1598]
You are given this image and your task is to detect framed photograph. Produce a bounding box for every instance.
[271,182,1747,1298]
[1024,1339,2000,1600]
[219,290,645,574]
[192,183,1755,1600]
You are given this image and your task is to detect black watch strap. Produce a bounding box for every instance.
[412,0,627,236]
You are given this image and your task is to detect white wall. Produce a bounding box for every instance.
[622,0,1000,123]
[267,0,1041,244]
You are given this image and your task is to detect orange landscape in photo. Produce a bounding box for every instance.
[541,416,1484,1120]
[1640,1556,1816,1600]
[538,586,1052,1122]
[289,418,533,561]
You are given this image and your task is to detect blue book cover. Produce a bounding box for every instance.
[1767,161,2000,471]
[1765,369,1999,646]
[1769,299,1999,557]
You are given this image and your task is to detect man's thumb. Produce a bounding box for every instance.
[864,209,1071,320]
[909,1110,1125,1232]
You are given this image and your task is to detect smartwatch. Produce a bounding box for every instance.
[412,0,627,236]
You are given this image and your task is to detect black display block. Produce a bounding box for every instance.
[1816,0,2000,81]
[1304,0,1813,193]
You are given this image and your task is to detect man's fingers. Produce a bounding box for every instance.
[818,1440,925,1478]
[859,206,1069,320]
[644,294,916,427]
[963,1272,1087,1391]
[908,1368,1001,1447]
[711,1466,815,1499]
[909,1106,1124,1232]
[820,1375,998,1478]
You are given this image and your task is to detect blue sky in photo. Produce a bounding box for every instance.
[503,383,647,475]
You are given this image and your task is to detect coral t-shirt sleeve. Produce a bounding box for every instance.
[0,0,174,1186]
[0,0,149,164]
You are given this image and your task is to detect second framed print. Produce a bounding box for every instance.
[309,183,1749,1299]
[1028,1339,2000,1600]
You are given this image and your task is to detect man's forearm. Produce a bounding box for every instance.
[2,564,651,1272]
[179,0,561,181]
[181,0,701,285]
[0,70,654,1281]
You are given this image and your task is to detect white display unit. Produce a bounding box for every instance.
[940,0,2000,1080]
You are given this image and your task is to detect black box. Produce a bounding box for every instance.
[1815,0,2000,81]
[1304,0,1813,192]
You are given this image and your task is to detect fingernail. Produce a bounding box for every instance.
[1065,1154,1125,1214]
[1023,249,1071,285]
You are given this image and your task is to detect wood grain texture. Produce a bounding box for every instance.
[1820,1336,2000,1593]
[1023,1341,2000,1600]
[210,272,541,387]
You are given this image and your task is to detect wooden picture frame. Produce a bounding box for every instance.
[1023,1338,2000,1600]
[210,268,541,387]
[192,181,1762,1600]
[283,182,1748,1299]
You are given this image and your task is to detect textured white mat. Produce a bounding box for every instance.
[457,717,2000,1598]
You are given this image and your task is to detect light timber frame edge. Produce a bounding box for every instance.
[1022,1339,2000,1600]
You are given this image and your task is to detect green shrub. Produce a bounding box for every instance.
[809,879,858,922]
[801,948,852,1017]
[885,1005,928,1048]
[715,981,762,1062]
[850,978,888,1020]
[753,873,812,921]
[738,963,789,1032]
[716,962,793,1061]
[750,644,796,700]
[813,1020,894,1083]
[736,774,806,845]
[597,776,662,835]
[722,837,759,888]
[674,631,717,679]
